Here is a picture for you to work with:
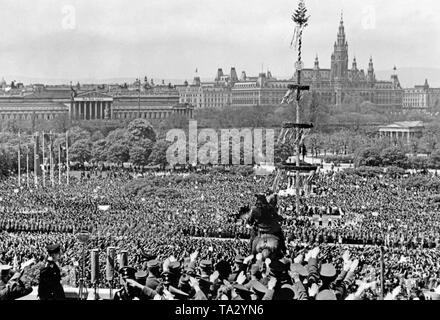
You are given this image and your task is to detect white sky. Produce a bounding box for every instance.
[0,0,439,81]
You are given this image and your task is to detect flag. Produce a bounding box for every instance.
[34,132,41,176]
[290,26,300,49]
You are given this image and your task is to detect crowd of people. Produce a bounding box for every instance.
[1,166,440,300]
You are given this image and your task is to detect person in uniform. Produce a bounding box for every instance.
[135,271,147,286]
[38,244,65,300]
[114,266,138,300]
[228,255,245,282]
[0,263,33,300]
[145,260,162,290]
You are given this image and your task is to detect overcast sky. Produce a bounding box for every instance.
[0,0,439,82]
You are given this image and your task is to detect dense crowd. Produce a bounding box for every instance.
[1,167,440,300]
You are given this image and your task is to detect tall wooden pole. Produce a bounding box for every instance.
[26,147,29,188]
[292,1,308,216]
[34,132,38,187]
[380,245,385,300]
[42,131,45,188]
[66,131,70,185]
[17,131,21,187]
[58,143,62,185]
[49,131,54,187]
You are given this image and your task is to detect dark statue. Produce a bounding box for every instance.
[239,193,286,259]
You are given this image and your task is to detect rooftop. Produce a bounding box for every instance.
[379,121,424,129]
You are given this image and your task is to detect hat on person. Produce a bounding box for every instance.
[0,264,12,276]
[316,289,337,300]
[135,271,147,285]
[200,260,212,270]
[169,261,181,273]
[119,266,137,280]
[141,250,156,262]
[234,255,245,264]
[320,263,336,278]
[46,244,61,255]
[147,260,160,269]
[291,263,308,277]
[279,284,295,300]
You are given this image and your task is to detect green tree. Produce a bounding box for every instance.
[129,137,154,166]
[106,143,130,164]
[129,146,150,166]
[127,118,156,142]
[91,131,105,142]
[274,142,294,164]
[380,147,407,168]
[68,126,91,145]
[148,140,171,166]
[354,147,381,167]
[92,139,108,162]
[106,128,131,145]
[429,150,440,169]
[70,139,92,163]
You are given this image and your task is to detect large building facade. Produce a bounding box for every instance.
[296,16,403,108]
[178,16,404,110]
[0,83,193,122]
[402,79,440,111]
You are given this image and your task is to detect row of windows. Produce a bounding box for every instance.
[115,111,172,120]
[0,113,61,121]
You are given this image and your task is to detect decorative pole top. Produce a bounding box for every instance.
[292,0,310,27]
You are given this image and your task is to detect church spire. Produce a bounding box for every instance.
[337,11,346,46]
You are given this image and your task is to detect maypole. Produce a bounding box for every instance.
[276,0,314,215]
[293,1,309,215]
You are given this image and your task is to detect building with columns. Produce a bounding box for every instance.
[378,121,424,143]
[70,91,114,120]
[0,86,193,122]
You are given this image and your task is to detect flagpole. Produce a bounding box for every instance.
[42,131,46,188]
[50,131,54,187]
[26,147,29,188]
[18,131,21,187]
[34,132,38,187]
[380,245,385,300]
[58,143,62,185]
[66,131,70,185]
